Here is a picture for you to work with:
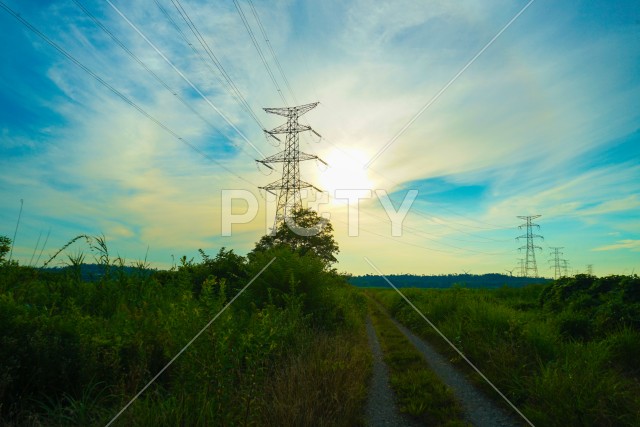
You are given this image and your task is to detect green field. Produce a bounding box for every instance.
[0,237,371,426]
[2,227,639,426]
[370,275,640,426]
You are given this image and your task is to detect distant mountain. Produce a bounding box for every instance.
[348,273,550,289]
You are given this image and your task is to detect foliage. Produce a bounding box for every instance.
[0,234,369,426]
[540,274,640,337]
[370,278,640,427]
[250,208,339,266]
[0,235,10,265]
[245,245,364,330]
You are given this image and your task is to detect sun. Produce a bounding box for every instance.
[318,149,375,203]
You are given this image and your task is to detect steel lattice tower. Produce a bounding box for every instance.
[549,247,564,279]
[517,258,526,277]
[256,102,326,227]
[516,215,544,277]
[586,264,593,275]
[561,259,570,277]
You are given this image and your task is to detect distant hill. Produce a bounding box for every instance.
[348,273,550,289]
[44,263,153,281]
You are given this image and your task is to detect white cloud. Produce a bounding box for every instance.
[2,0,639,274]
[593,240,640,252]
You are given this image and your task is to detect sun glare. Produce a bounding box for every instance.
[318,149,374,203]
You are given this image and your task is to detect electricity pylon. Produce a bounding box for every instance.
[549,247,564,279]
[517,215,543,277]
[517,258,525,277]
[561,259,570,277]
[256,102,326,228]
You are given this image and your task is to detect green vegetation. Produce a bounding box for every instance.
[0,235,10,264]
[251,208,339,266]
[368,298,467,426]
[371,276,640,426]
[4,220,638,427]
[0,227,371,426]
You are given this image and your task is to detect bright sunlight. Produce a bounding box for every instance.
[318,148,375,203]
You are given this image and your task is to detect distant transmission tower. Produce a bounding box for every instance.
[516,215,544,277]
[549,247,564,279]
[561,259,570,277]
[586,264,593,275]
[517,258,525,277]
[256,102,326,227]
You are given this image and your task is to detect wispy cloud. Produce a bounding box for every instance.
[1,0,639,275]
[593,240,640,252]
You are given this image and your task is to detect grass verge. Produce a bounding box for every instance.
[368,298,468,427]
[370,285,640,426]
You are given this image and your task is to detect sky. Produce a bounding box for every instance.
[1,0,638,277]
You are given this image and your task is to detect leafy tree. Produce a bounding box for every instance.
[250,208,339,266]
[0,235,10,265]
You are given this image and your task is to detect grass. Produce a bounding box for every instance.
[0,237,372,426]
[255,329,371,427]
[370,282,640,427]
[368,297,468,426]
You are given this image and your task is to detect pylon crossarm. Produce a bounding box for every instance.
[266,123,312,134]
[298,152,322,162]
[297,180,322,192]
[259,151,287,163]
[293,102,319,115]
[264,131,281,143]
[256,159,275,170]
[258,187,277,196]
[264,102,318,117]
[263,107,291,117]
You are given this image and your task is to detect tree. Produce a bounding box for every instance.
[251,208,339,266]
[0,236,11,265]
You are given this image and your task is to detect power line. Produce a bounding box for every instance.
[105,0,266,158]
[0,1,256,188]
[232,0,288,106]
[71,0,256,161]
[246,0,297,105]
[164,0,265,130]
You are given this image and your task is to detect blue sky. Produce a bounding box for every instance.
[1,0,638,276]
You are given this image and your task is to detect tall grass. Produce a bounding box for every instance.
[371,283,640,426]
[0,238,371,426]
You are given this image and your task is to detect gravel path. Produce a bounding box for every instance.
[364,316,417,427]
[389,316,524,427]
